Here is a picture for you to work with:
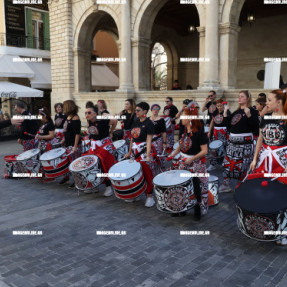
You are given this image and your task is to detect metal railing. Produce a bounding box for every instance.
[0,33,50,51]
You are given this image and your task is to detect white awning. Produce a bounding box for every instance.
[0,81,43,97]
[0,54,35,78]
[91,64,119,89]
[27,61,51,90]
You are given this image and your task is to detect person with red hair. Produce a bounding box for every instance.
[168,102,209,220]
[250,89,287,245]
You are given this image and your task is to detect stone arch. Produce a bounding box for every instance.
[221,0,245,24]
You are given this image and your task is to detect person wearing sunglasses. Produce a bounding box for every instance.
[124,102,156,207]
[202,90,217,127]
[163,97,179,151]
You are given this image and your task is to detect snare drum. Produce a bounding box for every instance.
[208,175,219,206]
[162,116,172,131]
[81,139,91,154]
[40,148,70,179]
[69,155,103,190]
[16,149,41,175]
[4,155,18,178]
[113,140,128,161]
[209,140,224,158]
[153,170,196,213]
[108,160,147,200]
[235,177,287,241]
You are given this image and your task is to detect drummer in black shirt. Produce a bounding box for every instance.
[54,103,67,141]
[176,99,192,140]
[124,102,156,208]
[202,90,217,126]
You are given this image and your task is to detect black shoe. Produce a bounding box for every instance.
[193,205,201,221]
[68,183,75,189]
[59,177,69,185]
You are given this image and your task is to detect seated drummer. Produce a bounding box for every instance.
[36,107,55,153]
[124,102,156,208]
[168,102,209,220]
[84,104,115,197]
[207,99,230,172]
[59,100,82,188]
[250,89,287,246]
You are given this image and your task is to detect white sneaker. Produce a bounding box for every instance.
[276,238,287,246]
[219,184,232,193]
[145,197,155,207]
[103,186,113,197]
[207,165,216,171]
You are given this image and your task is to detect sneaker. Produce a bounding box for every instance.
[276,238,287,246]
[219,184,232,193]
[145,197,155,207]
[207,164,216,171]
[59,177,69,185]
[103,186,113,197]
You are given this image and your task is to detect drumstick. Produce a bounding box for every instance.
[242,169,251,183]
[24,131,39,137]
[271,175,282,181]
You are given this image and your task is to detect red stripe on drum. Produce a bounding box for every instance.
[115,181,147,200]
[45,167,70,179]
[42,158,68,171]
[111,173,144,191]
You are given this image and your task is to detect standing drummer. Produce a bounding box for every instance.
[250,89,287,246]
[220,90,259,193]
[124,102,156,207]
[207,99,231,171]
[168,102,209,220]
[15,101,39,151]
[202,90,217,132]
[54,103,67,141]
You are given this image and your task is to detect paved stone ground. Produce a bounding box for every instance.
[0,140,287,287]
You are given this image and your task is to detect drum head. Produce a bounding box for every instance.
[69,155,99,172]
[209,140,223,149]
[17,149,40,161]
[109,160,141,180]
[113,140,126,149]
[40,148,66,161]
[153,170,192,187]
[235,178,287,214]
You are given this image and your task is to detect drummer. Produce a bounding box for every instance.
[124,102,156,207]
[207,99,230,171]
[220,90,259,193]
[175,99,192,140]
[168,102,209,220]
[36,107,55,153]
[54,103,67,141]
[201,90,217,134]
[59,100,82,188]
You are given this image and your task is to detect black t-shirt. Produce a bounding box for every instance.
[39,121,55,136]
[131,118,155,143]
[63,116,81,147]
[163,104,178,124]
[212,110,230,128]
[205,101,217,125]
[260,117,287,146]
[19,111,40,140]
[54,113,67,129]
[179,126,208,155]
[121,111,136,130]
[225,107,259,134]
[87,119,110,140]
[150,118,166,135]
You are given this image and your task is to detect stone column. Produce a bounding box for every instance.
[219,22,241,89]
[197,26,205,88]
[201,0,220,89]
[117,0,134,91]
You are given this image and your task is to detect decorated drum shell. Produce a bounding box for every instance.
[108,160,147,200]
[209,140,224,158]
[208,175,219,206]
[16,148,41,175]
[40,148,69,179]
[113,140,128,161]
[69,155,103,190]
[153,170,196,213]
[4,155,18,178]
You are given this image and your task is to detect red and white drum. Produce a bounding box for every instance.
[209,140,224,158]
[40,148,70,179]
[153,170,196,213]
[113,140,128,161]
[208,175,219,206]
[108,160,147,200]
[81,139,91,155]
[4,155,18,178]
[69,155,103,191]
[16,149,41,175]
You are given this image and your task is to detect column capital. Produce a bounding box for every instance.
[196,26,205,38]
[219,22,241,35]
[131,37,152,48]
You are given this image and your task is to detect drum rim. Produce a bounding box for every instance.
[113,139,126,148]
[40,147,66,161]
[108,160,141,180]
[153,170,192,186]
[69,155,99,172]
[209,140,223,148]
[16,148,41,161]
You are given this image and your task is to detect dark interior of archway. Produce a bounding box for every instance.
[154,0,199,36]
[239,0,287,26]
[93,13,118,38]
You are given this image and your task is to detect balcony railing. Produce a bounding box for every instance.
[0,33,50,51]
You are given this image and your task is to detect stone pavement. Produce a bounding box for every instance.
[0,140,287,287]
